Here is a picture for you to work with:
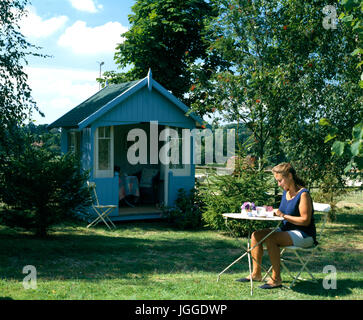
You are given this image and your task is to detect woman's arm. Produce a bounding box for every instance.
[276,192,312,226]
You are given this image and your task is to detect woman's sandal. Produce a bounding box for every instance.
[259,283,282,289]
[235,277,263,282]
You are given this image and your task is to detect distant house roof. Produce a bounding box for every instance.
[47,71,205,130]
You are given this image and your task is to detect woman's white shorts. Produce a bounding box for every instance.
[277,228,314,248]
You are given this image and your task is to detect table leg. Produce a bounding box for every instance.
[247,231,253,295]
[217,251,249,282]
[124,196,135,208]
[217,220,282,285]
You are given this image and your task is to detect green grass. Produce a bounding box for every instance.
[0,206,362,300]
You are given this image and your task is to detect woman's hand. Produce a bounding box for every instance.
[275,209,285,218]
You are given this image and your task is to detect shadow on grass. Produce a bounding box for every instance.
[288,278,363,298]
[0,222,245,282]
[0,219,361,299]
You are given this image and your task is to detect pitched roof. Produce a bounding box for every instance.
[47,79,140,129]
[47,71,205,130]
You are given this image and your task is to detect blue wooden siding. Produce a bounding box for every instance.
[77,84,197,211]
[60,129,68,154]
[93,87,195,129]
[90,176,119,217]
[168,172,195,205]
[81,127,92,172]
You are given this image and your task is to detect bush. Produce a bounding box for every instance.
[199,168,276,237]
[164,188,203,230]
[0,143,91,237]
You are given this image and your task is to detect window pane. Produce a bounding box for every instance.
[104,126,110,138]
[68,132,77,153]
[98,127,104,138]
[169,128,184,169]
[98,139,110,170]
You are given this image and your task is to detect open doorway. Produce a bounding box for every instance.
[113,123,165,217]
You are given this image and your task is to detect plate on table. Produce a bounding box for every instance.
[258,213,267,217]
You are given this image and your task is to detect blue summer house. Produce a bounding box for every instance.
[48,70,204,221]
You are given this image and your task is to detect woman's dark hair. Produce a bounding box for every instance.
[272,162,306,187]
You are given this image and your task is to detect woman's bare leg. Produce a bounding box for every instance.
[264,231,293,285]
[249,228,274,280]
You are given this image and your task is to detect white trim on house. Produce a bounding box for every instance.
[94,126,114,178]
[160,126,170,206]
[169,128,191,177]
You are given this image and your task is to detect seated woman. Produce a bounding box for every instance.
[238,162,317,289]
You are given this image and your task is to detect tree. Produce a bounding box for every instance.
[189,0,294,169]
[22,123,61,155]
[338,0,363,87]
[0,133,91,237]
[312,0,362,189]
[99,0,229,104]
[321,119,363,173]
[0,0,44,162]
[189,0,362,188]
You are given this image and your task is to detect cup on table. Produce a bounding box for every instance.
[256,206,266,216]
[266,210,274,217]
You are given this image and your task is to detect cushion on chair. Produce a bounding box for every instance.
[312,202,331,212]
[139,168,159,188]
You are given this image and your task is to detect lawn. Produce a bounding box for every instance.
[0,204,362,300]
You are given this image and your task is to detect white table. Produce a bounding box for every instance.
[217,213,284,295]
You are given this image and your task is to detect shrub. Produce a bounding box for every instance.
[0,143,91,237]
[199,168,276,236]
[164,188,203,230]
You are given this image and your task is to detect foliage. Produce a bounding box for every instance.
[0,135,91,237]
[338,0,363,87]
[0,0,45,163]
[99,0,229,104]
[199,167,274,236]
[193,122,253,165]
[21,123,61,155]
[320,119,363,174]
[189,0,361,194]
[189,0,295,165]
[164,188,203,230]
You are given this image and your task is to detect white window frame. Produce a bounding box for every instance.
[68,130,80,154]
[169,127,191,177]
[94,126,114,178]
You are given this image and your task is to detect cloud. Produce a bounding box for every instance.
[57,21,128,55]
[19,6,68,38]
[25,66,99,125]
[69,0,103,13]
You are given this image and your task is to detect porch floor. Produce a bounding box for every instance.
[110,204,164,222]
[118,204,162,216]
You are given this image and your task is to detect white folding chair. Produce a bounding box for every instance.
[262,202,331,288]
[86,181,117,231]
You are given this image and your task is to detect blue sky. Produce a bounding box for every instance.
[22,0,136,125]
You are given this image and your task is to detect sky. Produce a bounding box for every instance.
[21,0,136,125]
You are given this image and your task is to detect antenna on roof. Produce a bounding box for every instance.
[147,68,152,91]
[97,61,105,91]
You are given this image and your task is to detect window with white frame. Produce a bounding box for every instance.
[68,131,80,155]
[169,127,191,176]
[94,126,114,178]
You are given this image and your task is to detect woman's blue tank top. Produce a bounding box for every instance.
[279,188,317,244]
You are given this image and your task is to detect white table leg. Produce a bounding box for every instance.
[247,231,253,295]
[217,219,282,291]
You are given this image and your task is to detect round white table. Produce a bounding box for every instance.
[217,213,284,295]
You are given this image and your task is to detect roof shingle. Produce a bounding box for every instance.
[48,79,141,129]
